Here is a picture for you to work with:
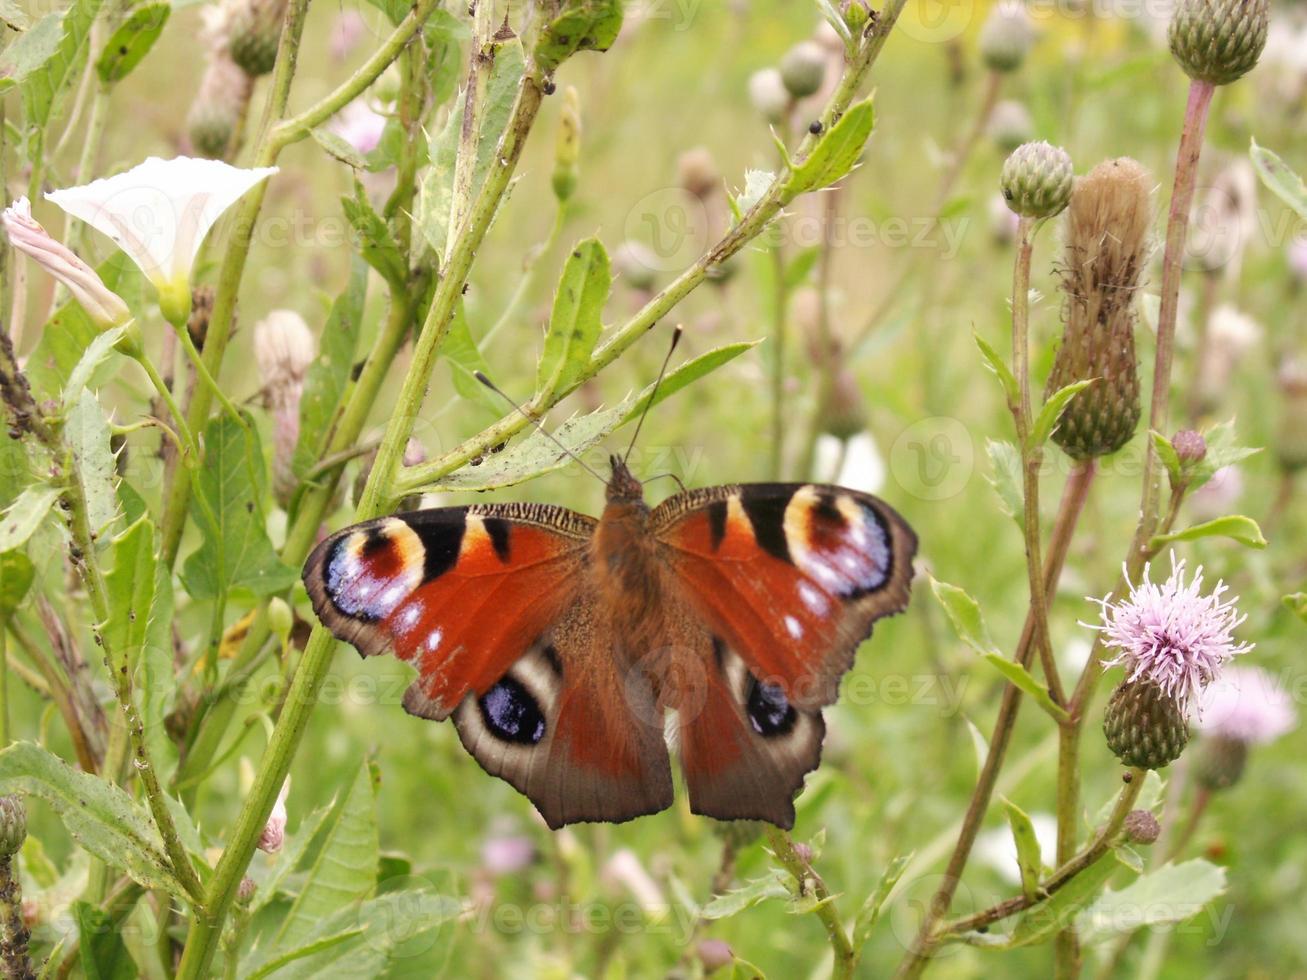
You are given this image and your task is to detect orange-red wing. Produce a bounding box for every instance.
[303,503,594,721]
[653,483,917,708]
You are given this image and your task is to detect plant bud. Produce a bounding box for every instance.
[987,99,1034,154]
[187,54,253,159]
[677,146,719,201]
[1173,429,1207,464]
[843,0,872,33]
[1194,733,1249,790]
[979,0,1035,73]
[1275,357,1307,471]
[552,86,581,203]
[268,596,293,641]
[1104,680,1190,770]
[1000,141,1073,218]
[819,368,869,439]
[1123,809,1161,845]
[0,797,26,857]
[255,310,315,394]
[1047,158,1151,460]
[780,41,826,98]
[228,0,289,77]
[237,876,257,904]
[1169,0,1269,86]
[748,68,791,124]
[697,939,734,973]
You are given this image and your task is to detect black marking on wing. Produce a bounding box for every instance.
[484,516,512,562]
[741,489,793,564]
[539,643,564,678]
[478,676,546,745]
[413,515,465,581]
[707,499,728,551]
[745,674,798,737]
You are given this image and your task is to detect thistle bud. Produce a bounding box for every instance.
[1000,141,1073,218]
[843,0,872,33]
[1194,733,1248,790]
[979,0,1035,73]
[697,939,734,973]
[227,0,289,77]
[257,778,291,853]
[748,68,791,125]
[819,367,869,440]
[780,41,826,98]
[237,876,257,904]
[987,99,1034,154]
[1047,158,1151,460]
[187,53,254,159]
[1104,680,1190,770]
[1123,809,1161,845]
[677,146,719,201]
[1169,0,1269,86]
[0,797,26,858]
[255,310,316,504]
[1173,429,1207,464]
[551,87,581,203]
[1275,357,1307,472]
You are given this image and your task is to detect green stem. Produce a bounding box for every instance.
[0,628,8,746]
[129,349,199,463]
[764,826,856,979]
[172,323,249,431]
[768,240,788,480]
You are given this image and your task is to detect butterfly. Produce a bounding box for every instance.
[303,451,917,830]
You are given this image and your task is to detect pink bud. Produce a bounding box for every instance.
[257,777,290,853]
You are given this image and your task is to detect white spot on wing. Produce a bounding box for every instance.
[784,615,804,640]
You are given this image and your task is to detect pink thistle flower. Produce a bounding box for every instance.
[1090,555,1252,713]
[1198,665,1297,744]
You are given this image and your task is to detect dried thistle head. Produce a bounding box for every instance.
[1047,157,1153,460]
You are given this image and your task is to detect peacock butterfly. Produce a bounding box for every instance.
[302,348,918,829]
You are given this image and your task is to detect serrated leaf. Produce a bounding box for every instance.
[1029,379,1096,451]
[853,853,913,950]
[534,0,623,72]
[1188,420,1259,491]
[342,183,406,288]
[784,97,875,197]
[181,416,297,600]
[930,577,999,656]
[0,484,60,553]
[986,439,1023,527]
[1002,797,1043,902]
[311,127,369,170]
[22,0,99,129]
[0,551,34,620]
[536,238,609,398]
[95,2,169,84]
[1250,139,1307,220]
[66,389,119,536]
[983,653,1069,722]
[701,870,790,920]
[975,332,1018,407]
[0,742,184,899]
[62,326,125,409]
[0,12,66,91]
[1007,850,1127,947]
[423,342,754,492]
[268,761,380,954]
[439,300,498,414]
[74,901,138,980]
[1150,514,1267,550]
[292,261,367,481]
[103,517,156,658]
[1077,860,1226,943]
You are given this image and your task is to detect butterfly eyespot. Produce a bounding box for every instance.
[746,677,797,737]
[479,676,547,745]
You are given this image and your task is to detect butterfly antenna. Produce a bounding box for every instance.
[623,325,683,466]
[473,371,607,484]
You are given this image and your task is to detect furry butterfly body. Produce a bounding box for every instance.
[303,457,916,829]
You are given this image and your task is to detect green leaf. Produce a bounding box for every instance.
[103,517,156,658]
[1283,593,1307,625]
[975,332,1018,408]
[1250,139,1307,220]
[22,0,99,129]
[1007,850,1127,947]
[66,390,120,536]
[853,853,913,950]
[311,127,369,170]
[424,341,755,492]
[784,96,875,197]
[1078,860,1226,943]
[0,551,35,620]
[784,245,822,288]
[1002,797,1044,902]
[983,653,1069,723]
[1150,430,1182,487]
[95,2,169,84]
[439,300,498,414]
[0,742,184,898]
[985,439,1024,527]
[1029,379,1096,452]
[1150,514,1267,551]
[0,484,60,553]
[929,578,1000,656]
[701,870,790,920]
[62,326,125,410]
[1189,420,1260,490]
[342,182,406,289]
[0,12,66,91]
[74,901,138,980]
[270,760,380,954]
[965,717,989,775]
[535,238,610,398]
[534,0,624,73]
[181,416,297,600]
[292,261,367,481]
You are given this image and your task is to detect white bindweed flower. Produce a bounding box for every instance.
[2,197,132,330]
[45,156,277,325]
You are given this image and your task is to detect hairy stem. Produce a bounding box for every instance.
[764,826,856,979]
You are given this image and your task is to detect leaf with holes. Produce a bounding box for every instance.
[534,0,624,72]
